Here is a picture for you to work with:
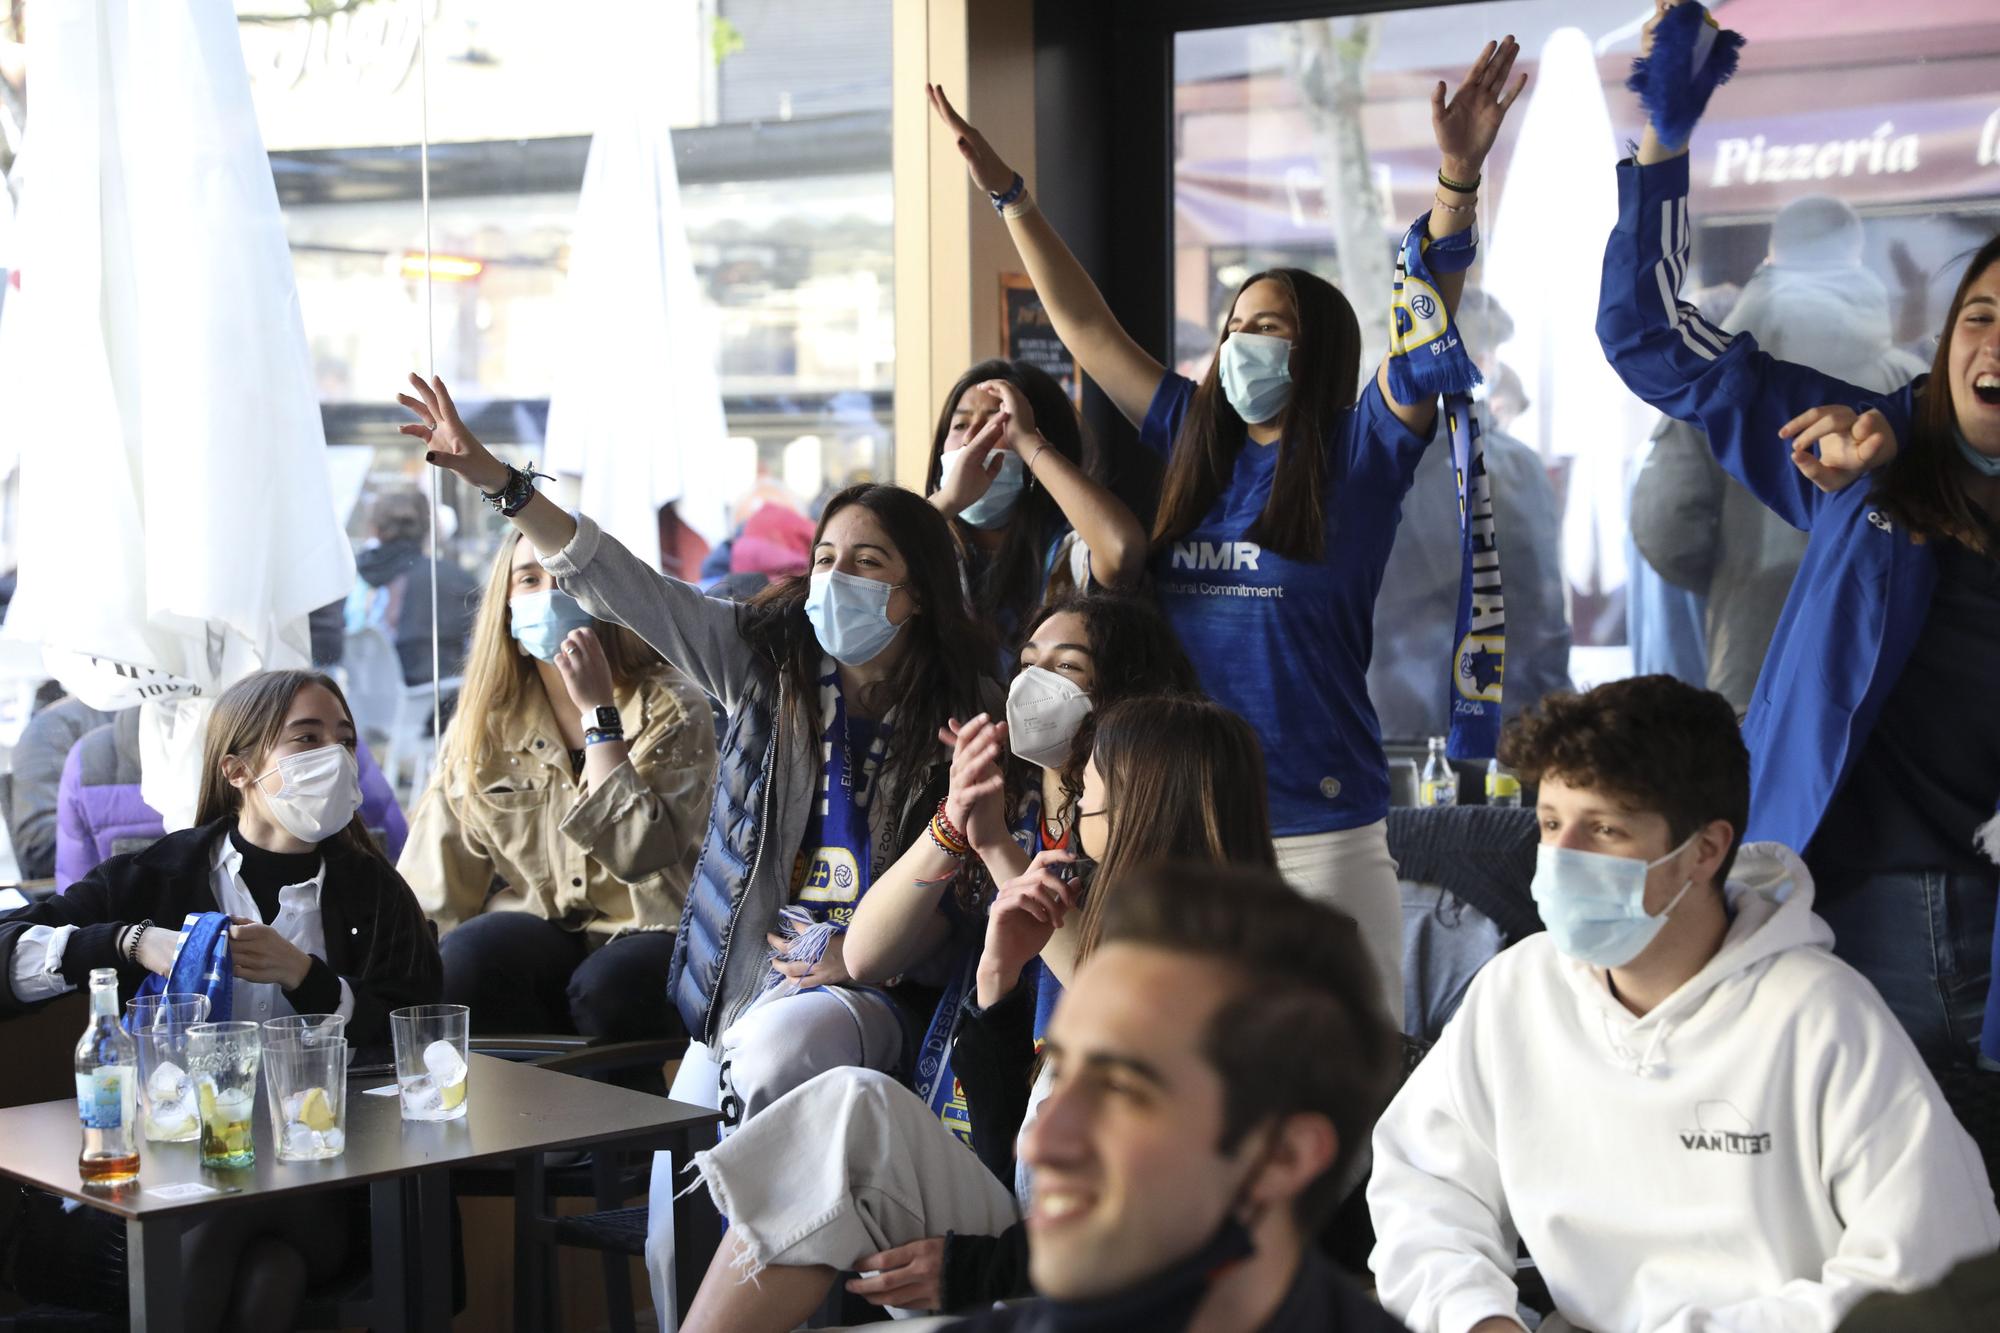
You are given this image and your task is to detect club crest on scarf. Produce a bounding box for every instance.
[1451,403,1507,740]
[1387,215,1504,759]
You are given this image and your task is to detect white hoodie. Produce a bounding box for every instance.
[1368,843,2000,1333]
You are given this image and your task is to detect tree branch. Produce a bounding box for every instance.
[238,0,382,26]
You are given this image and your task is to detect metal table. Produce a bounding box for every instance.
[0,1052,719,1331]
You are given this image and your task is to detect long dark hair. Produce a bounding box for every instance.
[196,669,388,865]
[925,359,1098,632]
[1870,235,2000,558]
[1072,694,1277,963]
[739,483,994,799]
[1152,268,1362,562]
[1012,593,1202,828]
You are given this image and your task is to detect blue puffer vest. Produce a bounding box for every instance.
[664,673,949,1043]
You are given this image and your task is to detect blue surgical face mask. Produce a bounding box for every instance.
[1954,423,2000,477]
[1530,833,1700,968]
[1218,331,1293,425]
[804,569,906,666]
[942,445,1028,529]
[510,588,597,662]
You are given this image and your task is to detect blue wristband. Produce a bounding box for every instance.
[989,172,1026,215]
[583,728,624,747]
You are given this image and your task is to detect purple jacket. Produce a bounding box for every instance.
[55,709,408,889]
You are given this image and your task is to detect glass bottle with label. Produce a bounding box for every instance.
[1486,758,1522,808]
[77,967,140,1186]
[1419,737,1458,808]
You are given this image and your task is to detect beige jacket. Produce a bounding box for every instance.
[399,669,717,937]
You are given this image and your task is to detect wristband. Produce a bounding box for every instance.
[929,799,971,857]
[584,727,625,747]
[1437,168,1481,194]
[1432,194,1476,215]
[124,921,152,966]
[480,462,553,518]
[989,172,1027,215]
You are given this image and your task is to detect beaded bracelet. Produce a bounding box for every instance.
[929,799,971,857]
[479,462,554,518]
[1432,193,1477,215]
[989,172,1027,215]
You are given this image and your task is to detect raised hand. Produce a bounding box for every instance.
[553,626,616,714]
[940,713,1011,854]
[1432,37,1528,179]
[930,411,1010,516]
[926,83,1017,196]
[977,380,1042,455]
[1780,405,1897,493]
[976,849,1077,1007]
[398,373,508,492]
[1640,0,1679,61]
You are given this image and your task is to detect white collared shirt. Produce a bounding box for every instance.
[209,836,355,1026]
[6,840,355,1021]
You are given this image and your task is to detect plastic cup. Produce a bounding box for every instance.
[262,1015,349,1161]
[389,1004,470,1122]
[187,1021,261,1168]
[125,993,211,1144]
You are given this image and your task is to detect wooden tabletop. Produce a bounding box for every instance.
[0,1053,718,1220]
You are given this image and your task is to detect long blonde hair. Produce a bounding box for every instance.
[195,669,386,863]
[437,530,662,786]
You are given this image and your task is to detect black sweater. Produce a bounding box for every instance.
[0,819,441,1047]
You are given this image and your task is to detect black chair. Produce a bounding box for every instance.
[499,1036,695,1333]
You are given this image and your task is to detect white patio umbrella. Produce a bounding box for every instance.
[0,0,355,829]
[542,3,733,569]
[1481,25,1657,602]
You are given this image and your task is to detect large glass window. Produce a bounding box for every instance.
[0,1,892,869]
[240,0,894,578]
[1175,0,2000,744]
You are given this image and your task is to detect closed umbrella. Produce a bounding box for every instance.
[0,0,354,829]
[543,3,733,569]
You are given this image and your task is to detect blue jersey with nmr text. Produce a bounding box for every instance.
[1141,372,1433,837]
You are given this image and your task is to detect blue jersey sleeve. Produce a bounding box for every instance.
[1596,153,1913,532]
[1350,372,1438,496]
[1138,372,1198,461]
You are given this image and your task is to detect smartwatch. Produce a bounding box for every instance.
[581,705,621,734]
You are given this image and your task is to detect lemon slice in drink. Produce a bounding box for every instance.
[298,1087,336,1132]
[440,1077,466,1111]
[197,1080,220,1130]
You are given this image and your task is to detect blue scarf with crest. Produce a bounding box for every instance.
[1389,215,1504,760]
[128,911,233,1024]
